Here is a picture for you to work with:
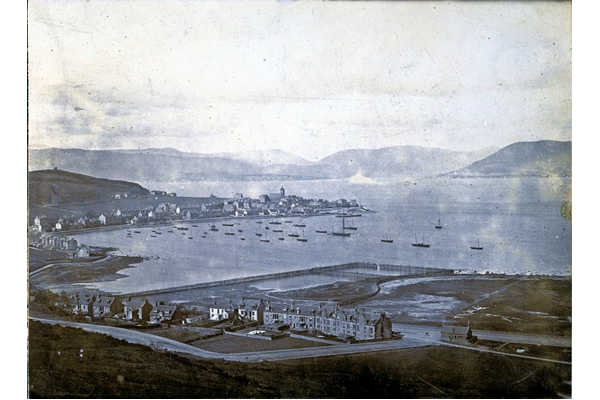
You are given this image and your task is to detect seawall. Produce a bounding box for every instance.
[118,262,452,299]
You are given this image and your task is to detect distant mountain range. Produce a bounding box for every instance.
[28,169,150,206]
[28,141,571,183]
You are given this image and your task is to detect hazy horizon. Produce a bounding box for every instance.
[28,138,574,164]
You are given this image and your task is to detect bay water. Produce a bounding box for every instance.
[71,177,572,294]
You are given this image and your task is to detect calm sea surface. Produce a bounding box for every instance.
[71,177,572,294]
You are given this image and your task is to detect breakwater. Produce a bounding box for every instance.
[119,262,453,298]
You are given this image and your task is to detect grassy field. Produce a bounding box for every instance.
[28,320,571,398]
[193,333,329,354]
[459,278,572,336]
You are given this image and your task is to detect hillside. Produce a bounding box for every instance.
[28,148,262,182]
[34,142,573,180]
[316,146,499,178]
[28,169,150,206]
[448,140,572,178]
[28,320,570,398]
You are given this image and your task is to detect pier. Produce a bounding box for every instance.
[119,262,453,298]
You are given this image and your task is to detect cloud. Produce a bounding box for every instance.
[28,1,571,159]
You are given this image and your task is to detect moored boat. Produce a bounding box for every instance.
[412,234,430,248]
[471,239,483,250]
[381,234,393,243]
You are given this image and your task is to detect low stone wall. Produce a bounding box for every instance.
[118,262,451,298]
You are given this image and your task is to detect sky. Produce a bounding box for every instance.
[28,1,571,161]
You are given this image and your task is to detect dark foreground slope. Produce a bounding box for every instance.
[28,169,150,206]
[28,321,571,399]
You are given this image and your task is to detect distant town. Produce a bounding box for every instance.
[28,186,366,258]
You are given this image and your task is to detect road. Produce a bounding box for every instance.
[392,323,572,347]
[31,317,570,364]
[30,317,429,362]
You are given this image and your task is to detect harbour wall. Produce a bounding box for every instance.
[119,263,453,299]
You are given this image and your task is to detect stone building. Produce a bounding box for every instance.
[263,303,393,341]
[441,324,477,345]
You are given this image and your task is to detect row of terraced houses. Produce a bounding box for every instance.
[210,298,393,341]
[69,294,182,325]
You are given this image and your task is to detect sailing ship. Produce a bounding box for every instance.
[344,219,358,230]
[222,223,234,227]
[435,218,442,229]
[381,234,393,243]
[288,231,300,238]
[331,215,351,237]
[269,220,282,225]
[297,229,308,242]
[316,230,327,233]
[260,230,270,243]
[411,234,430,248]
[209,225,219,232]
[470,239,483,250]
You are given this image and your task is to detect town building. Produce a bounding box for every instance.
[122,298,153,322]
[441,324,477,345]
[237,298,266,324]
[69,245,90,259]
[149,303,182,325]
[263,304,393,341]
[92,296,123,318]
[70,294,96,316]
[209,300,235,321]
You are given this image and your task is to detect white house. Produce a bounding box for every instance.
[209,300,235,321]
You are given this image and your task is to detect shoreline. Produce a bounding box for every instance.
[55,207,374,237]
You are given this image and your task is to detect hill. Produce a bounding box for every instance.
[316,146,499,178]
[28,148,262,182]
[28,169,150,206]
[65,143,572,179]
[447,140,572,178]
[28,319,570,398]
